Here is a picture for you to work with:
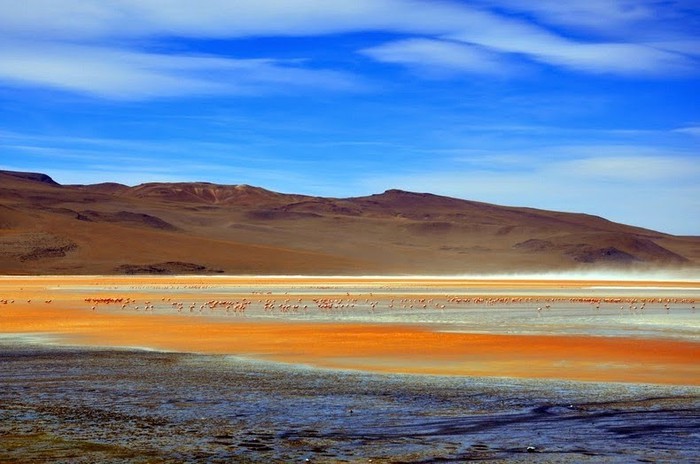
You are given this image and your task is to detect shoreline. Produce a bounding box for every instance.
[3,338,699,393]
[4,341,697,463]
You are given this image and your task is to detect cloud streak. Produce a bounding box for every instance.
[473,0,660,33]
[361,38,512,76]
[557,156,700,182]
[0,0,697,99]
[0,0,486,40]
[673,126,700,137]
[4,0,693,43]
[0,40,361,99]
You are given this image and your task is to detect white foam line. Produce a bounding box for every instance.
[0,333,61,345]
[1,269,698,282]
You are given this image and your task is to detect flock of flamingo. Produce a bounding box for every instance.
[1,291,696,318]
[68,293,697,317]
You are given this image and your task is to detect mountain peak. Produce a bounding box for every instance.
[0,170,59,186]
[120,181,292,206]
[381,188,429,197]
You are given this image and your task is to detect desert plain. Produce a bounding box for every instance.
[1,274,699,462]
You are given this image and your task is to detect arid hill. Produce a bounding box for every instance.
[1,169,698,275]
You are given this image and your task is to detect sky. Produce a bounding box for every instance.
[0,0,698,235]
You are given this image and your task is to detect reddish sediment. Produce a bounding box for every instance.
[1,297,698,386]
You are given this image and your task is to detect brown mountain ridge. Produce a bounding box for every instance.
[1,169,698,275]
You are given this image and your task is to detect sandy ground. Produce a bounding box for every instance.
[1,275,698,386]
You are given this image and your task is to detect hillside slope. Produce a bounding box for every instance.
[1,170,698,275]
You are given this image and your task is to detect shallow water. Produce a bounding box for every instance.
[51,279,700,341]
[243,302,700,340]
[1,342,698,463]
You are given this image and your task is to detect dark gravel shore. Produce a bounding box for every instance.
[1,341,699,463]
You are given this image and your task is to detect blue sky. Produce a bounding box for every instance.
[0,0,698,235]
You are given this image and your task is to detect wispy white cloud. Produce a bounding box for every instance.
[0,0,482,40]
[0,0,696,101]
[10,0,685,48]
[651,40,700,57]
[472,0,659,34]
[673,126,700,137]
[0,40,362,99]
[0,129,302,167]
[554,156,700,182]
[361,38,513,76]
[367,34,696,77]
[446,24,697,76]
